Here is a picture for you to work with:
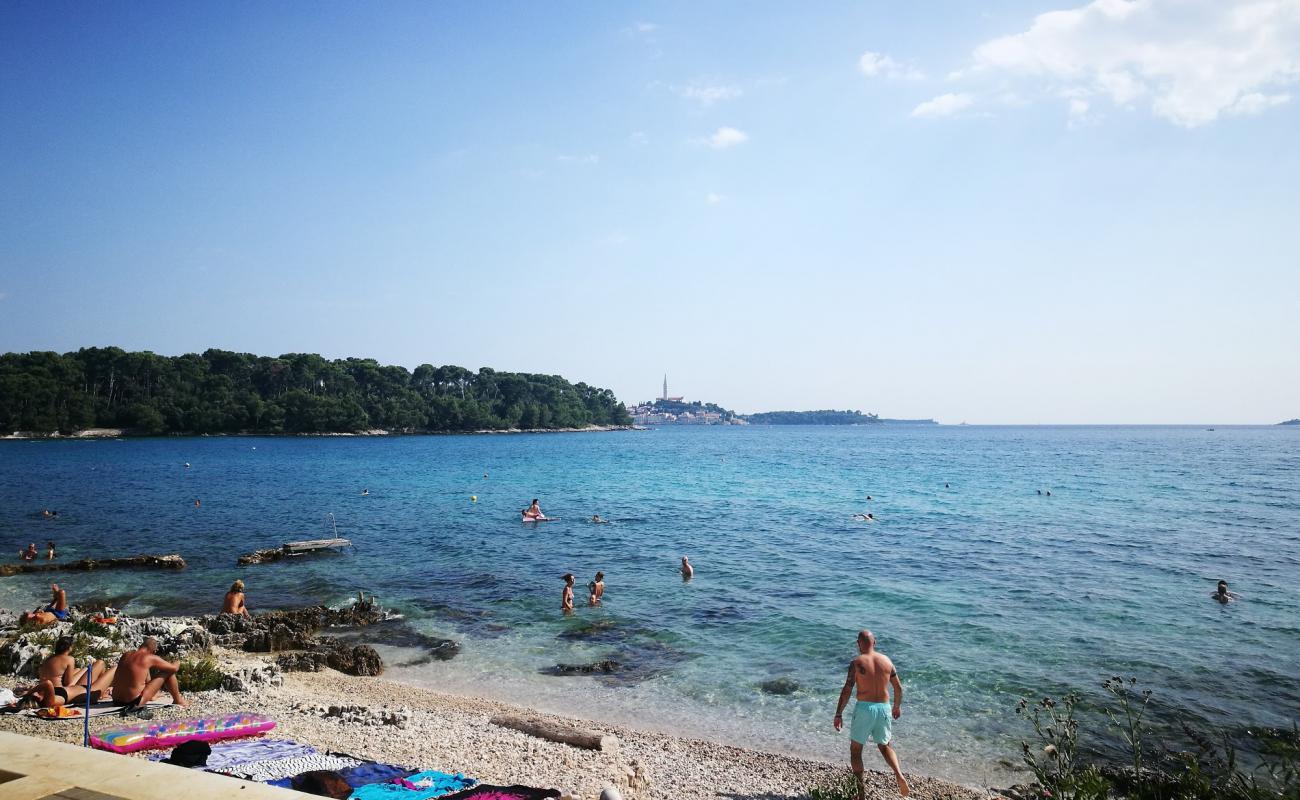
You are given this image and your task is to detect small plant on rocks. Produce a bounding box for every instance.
[806,770,863,800]
[177,655,224,692]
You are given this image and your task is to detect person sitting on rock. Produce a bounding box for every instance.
[110,636,188,709]
[222,579,250,616]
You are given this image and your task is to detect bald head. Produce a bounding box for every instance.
[857,630,876,652]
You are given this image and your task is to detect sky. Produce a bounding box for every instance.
[1,0,1298,424]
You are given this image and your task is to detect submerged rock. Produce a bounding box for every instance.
[759,678,800,696]
[542,660,621,676]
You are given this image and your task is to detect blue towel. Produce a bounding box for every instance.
[349,769,475,799]
[339,761,415,788]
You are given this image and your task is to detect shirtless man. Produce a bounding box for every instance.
[588,572,605,605]
[561,574,575,613]
[680,556,693,580]
[222,579,250,616]
[110,637,187,708]
[834,630,908,798]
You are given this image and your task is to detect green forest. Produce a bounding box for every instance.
[744,409,881,425]
[0,348,631,435]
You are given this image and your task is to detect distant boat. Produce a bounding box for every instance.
[1207,428,1215,431]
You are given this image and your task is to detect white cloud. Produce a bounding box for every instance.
[1227,91,1292,115]
[556,154,599,165]
[703,126,749,149]
[859,51,925,80]
[967,0,1300,127]
[911,93,976,118]
[706,192,724,205]
[628,131,648,146]
[674,80,743,107]
[634,21,658,34]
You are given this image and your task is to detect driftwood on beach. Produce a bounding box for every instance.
[490,714,619,752]
[0,553,186,578]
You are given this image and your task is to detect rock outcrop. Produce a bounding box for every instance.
[0,554,186,577]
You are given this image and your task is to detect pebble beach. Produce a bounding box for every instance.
[0,642,991,800]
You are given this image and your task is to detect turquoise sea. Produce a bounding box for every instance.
[2,426,1298,784]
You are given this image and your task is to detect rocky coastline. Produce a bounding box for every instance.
[0,602,996,799]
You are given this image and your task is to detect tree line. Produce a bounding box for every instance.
[0,348,631,435]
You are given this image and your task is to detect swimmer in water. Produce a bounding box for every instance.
[590,514,609,524]
[46,541,56,560]
[1211,580,1239,604]
[681,556,693,580]
[853,513,876,522]
[588,571,605,605]
[361,488,369,496]
[184,463,190,469]
[19,542,38,561]
[194,499,201,508]
[561,574,575,613]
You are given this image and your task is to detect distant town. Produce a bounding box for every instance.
[627,377,936,426]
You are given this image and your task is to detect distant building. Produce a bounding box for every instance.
[661,375,683,403]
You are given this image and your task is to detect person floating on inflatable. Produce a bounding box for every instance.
[522,498,546,521]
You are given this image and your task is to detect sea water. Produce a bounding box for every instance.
[1,426,1297,785]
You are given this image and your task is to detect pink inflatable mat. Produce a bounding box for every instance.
[90,711,275,753]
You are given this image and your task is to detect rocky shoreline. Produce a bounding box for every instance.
[0,604,996,799]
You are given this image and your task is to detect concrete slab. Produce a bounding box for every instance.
[0,731,312,799]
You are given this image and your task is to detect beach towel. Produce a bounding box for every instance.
[439,786,560,800]
[20,698,170,719]
[149,737,318,771]
[226,753,363,783]
[348,770,476,800]
[338,761,416,787]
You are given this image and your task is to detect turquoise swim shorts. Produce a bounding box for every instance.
[850,701,893,745]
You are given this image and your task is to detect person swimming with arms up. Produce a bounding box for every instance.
[1211,580,1240,604]
[852,513,876,522]
[19,542,38,561]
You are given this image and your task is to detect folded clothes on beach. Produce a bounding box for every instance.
[338,761,417,787]
[149,737,318,771]
[348,770,476,799]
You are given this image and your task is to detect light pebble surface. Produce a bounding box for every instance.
[0,648,992,800]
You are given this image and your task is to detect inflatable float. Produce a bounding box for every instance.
[91,711,275,753]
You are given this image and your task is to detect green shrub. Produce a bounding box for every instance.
[176,656,224,692]
[1017,678,1300,800]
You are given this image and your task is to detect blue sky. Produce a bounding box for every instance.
[2,1,1297,423]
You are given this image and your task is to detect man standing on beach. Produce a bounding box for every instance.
[833,630,908,798]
